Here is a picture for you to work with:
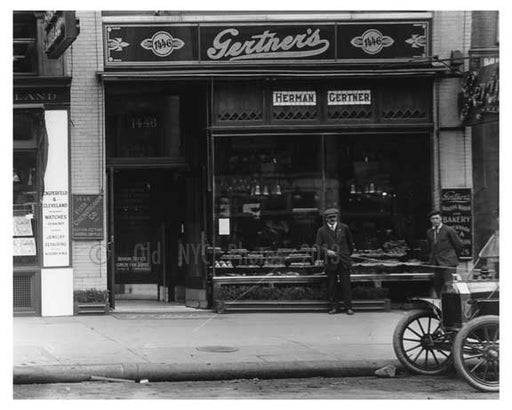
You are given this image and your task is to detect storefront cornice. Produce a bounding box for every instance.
[14,76,72,88]
[98,67,447,82]
[102,12,433,24]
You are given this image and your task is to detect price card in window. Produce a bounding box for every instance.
[13,237,37,256]
[219,218,230,236]
[13,216,33,236]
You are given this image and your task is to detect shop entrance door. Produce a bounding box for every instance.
[107,168,185,307]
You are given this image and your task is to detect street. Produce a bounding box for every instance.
[14,374,498,399]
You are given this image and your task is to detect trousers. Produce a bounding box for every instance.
[432,265,457,297]
[327,264,352,310]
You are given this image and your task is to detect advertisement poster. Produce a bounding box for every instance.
[441,188,472,258]
[42,191,70,266]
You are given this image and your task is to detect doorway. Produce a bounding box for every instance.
[107,168,186,307]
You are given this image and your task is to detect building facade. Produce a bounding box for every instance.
[14,10,484,316]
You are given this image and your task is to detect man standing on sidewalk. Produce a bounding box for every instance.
[315,208,354,315]
[426,210,463,297]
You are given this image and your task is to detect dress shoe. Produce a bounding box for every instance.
[346,309,354,315]
[328,308,339,314]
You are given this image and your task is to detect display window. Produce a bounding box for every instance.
[212,133,431,276]
[13,109,44,268]
[13,150,38,267]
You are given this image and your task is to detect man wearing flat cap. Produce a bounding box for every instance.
[315,208,354,315]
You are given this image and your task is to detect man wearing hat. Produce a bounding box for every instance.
[315,208,354,315]
[426,210,463,297]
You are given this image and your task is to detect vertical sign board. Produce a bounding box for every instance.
[42,111,70,267]
[441,189,472,258]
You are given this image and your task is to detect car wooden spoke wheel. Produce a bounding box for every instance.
[453,315,499,392]
[393,309,453,375]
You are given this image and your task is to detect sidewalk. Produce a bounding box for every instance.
[13,306,405,384]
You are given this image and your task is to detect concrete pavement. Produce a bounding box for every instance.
[13,306,406,384]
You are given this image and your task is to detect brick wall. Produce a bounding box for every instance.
[432,11,473,205]
[69,11,107,291]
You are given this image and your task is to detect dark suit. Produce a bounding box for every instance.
[426,224,463,295]
[315,223,354,310]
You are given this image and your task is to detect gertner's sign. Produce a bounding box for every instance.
[206,28,330,61]
[104,21,430,67]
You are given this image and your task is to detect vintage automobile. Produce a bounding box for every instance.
[392,274,499,392]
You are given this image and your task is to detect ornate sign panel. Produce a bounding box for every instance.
[338,22,429,59]
[103,21,430,67]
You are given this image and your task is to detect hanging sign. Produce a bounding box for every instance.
[327,90,371,105]
[72,195,104,240]
[43,11,80,59]
[441,188,473,258]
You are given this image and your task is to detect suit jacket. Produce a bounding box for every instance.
[315,223,354,270]
[426,224,463,267]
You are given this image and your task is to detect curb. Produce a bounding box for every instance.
[13,360,402,384]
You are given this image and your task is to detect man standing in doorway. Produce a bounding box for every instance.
[426,210,463,297]
[315,208,354,315]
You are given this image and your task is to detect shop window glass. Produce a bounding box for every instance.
[324,134,431,254]
[13,151,38,267]
[213,135,322,273]
[106,94,182,158]
[14,111,38,143]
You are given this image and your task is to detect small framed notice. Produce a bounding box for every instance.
[13,237,37,256]
[13,216,33,236]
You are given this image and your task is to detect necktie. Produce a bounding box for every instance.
[434,228,438,243]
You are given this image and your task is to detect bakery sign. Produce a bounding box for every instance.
[103,20,429,67]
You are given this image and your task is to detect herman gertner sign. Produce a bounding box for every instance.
[104,21,430,66]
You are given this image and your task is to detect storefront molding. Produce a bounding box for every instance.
[210,124,434,135]
[98,67,448,81]
[102,13,433,24]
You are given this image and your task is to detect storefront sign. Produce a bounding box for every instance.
[72,195,104,240]
[203,26,333,61]
[273,91,316,106]
[327,90,371,105]
[441,188,472,258]
[42,190,70,264]
[104,20,429,67]
[14,87,71,105]
[43,11,80,59]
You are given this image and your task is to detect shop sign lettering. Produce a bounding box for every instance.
[328,90,371,105]
[206,28,330,61]
[350,29,394,55]
[441,188,472,258]
[273,91,317,106]
[42,190,70,265]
